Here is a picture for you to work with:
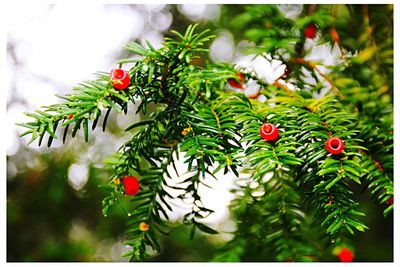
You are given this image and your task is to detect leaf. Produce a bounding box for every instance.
[145,40,156,51]
[325,174,343,190]
[102,108,112,132]
[317,167,339,176]
[72,119,82,138]
[47,121,59,147]
[308,148,327,164]
[346,217,368,232]
[170,30,184,40]
[194,221,218,235]
[148,62,155,84]
[348,210,366,217]
[92,110,101,130]
[352,46,376,64]
[125,120,154,131]
[38,124,47,146]
[145,231,161,253]
[83,118,89,142]
[345,224,355,235]
[62,124,70,144]
[322,209,339,226]
[124,42,148,56]
[383,205,393,217]
[326,217,343,234]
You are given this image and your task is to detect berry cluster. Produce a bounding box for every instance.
[259,123,345,155]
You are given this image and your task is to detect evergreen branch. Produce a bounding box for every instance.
[361,155,393,217]
[215,93,319,261]
[294,95,368,236]
[100,25,221,259]
[18,77,131,146]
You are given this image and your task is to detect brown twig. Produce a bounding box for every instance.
[329,6,348,63]
[272,67,294,96]
[273,80,294,96]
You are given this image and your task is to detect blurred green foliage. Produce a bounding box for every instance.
[7,146,128,261]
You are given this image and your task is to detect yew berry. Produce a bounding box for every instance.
[338,248,354,262]
[386,197,393,205]
[182,127,191,136]
[139,222,149,231]
[228,72,245,89]
[260,123,279,141]
[325,137,345,154]
[110,68,131,90]
[304,23,317,39]
[66,114,74,120]
[122,175,139,196]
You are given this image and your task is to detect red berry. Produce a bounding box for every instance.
[304,23,317,39]
[110,68,130,90]
[260,123,279,141]
[122,175,139,196]
[338,248,354,262]
[386,197,393,205]
[228,72,245,89]
[325,137,345,154]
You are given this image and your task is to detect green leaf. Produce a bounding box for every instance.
[383,205,393,217]
[145,39,156,51]
[83,118,89,142]
[321,209,339,226]
[317,167,339,176]
[326,217,343,234]
[194,221,218,235]
[72,119,82,137]
[325,174,342,190]
[125,120,154,131]
[148,62,155,84]
[124,42,148,56]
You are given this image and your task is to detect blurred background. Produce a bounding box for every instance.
[6,4,393,262]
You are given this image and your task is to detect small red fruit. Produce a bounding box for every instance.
[110,68,131,90]
[260,123,279,141]
[304,23,317,39]
[228,72,245,89]
[338,248,354,262]
[386,196,393,205]
[122,175,139,196]
[139,222,150,232]
[325,137,345,154]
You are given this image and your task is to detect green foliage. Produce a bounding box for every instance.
[18,4,393,262]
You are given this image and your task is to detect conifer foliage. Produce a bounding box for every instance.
[18,4,393,262]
